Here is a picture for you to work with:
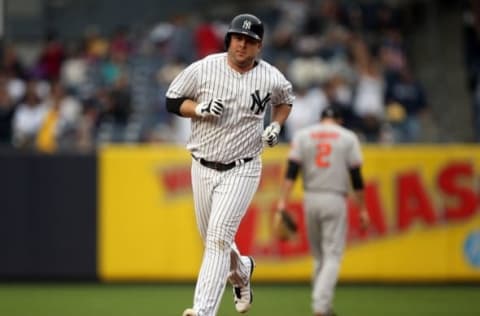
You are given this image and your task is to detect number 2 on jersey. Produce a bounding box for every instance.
[315,142,332,167]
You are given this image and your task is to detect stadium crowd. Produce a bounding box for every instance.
[0,0,432,153]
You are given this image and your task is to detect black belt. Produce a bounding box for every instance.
[192,155,253,171]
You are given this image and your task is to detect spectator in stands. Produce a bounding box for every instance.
[1,44,27,80]
[100,42,130,87]
[0,1,431,148]
[110,25,133,57]
[302,0,350,61]
[84,26,110,62]
[385,65,428,143]
[61,42,90,98]
[351,36,385,142]
[193,18,223,59]
[108,75,131,126]
[0,67,26,104]
[0,83,15,145]
[322,74,359,131]
[12,80,48,149]
[152,58,189,144]
[36,80,82,152]
[76,98,101,152]
[284,81,327,141]
[463,0,480,141]
[95,75,132,142]
[36,31,66,81]
[268,0,308,62]
[168,14,195,64]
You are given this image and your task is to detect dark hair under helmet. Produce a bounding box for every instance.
[224,13,264,48]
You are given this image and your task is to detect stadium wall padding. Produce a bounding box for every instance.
[0,150,97,280]
[1,145,480,282]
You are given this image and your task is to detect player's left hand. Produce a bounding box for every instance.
[262,122,281,147]
[273,209,298,241]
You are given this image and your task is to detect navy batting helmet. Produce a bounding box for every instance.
[225,13,264,48]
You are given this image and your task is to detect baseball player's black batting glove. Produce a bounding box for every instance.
[262,121,281,147]
[195,98,224,118]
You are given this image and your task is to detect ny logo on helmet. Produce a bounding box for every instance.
[242,20,251,30]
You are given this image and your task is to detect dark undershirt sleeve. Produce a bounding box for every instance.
[166,97,188,116]
[286,159,301,180]
[349,167,364,190]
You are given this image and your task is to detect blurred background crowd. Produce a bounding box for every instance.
[0,0,478,153]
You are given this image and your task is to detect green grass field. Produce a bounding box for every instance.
[0,283,478,316]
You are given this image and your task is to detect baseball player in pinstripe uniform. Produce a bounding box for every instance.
[166,13,294,316]
[277,106,369,316]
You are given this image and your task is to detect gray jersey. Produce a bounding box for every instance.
[288,122,362,194]
[166,53,294,163]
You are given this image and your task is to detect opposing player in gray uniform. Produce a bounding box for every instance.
[277,106,369,316]
[166,13,294,316]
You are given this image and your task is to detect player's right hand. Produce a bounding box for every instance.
[360,209,370,231]
[195,98,224,118]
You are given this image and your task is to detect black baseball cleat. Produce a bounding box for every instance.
[233,256,255,313]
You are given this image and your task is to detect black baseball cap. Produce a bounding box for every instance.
[321,106,342,120]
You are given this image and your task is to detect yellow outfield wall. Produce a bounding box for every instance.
[99,145,480,282]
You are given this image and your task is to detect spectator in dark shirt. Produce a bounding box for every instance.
[36,31,66,81]
[96,75,132,142]
[463,0,480,141]
[385,65,427,143]
[0,84,15,145]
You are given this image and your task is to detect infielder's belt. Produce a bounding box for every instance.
[192,155,253,171]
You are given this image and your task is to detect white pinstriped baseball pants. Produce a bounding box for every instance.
[190,157,261,316]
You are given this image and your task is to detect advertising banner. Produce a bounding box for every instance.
[99,145,201,281]
[99,145,480,282]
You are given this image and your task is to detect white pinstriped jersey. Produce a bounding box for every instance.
[289,122,363,194]
[166,53,295,163]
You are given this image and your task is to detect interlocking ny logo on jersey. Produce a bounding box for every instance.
[242,20,251,30]
[250,90,271,114]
